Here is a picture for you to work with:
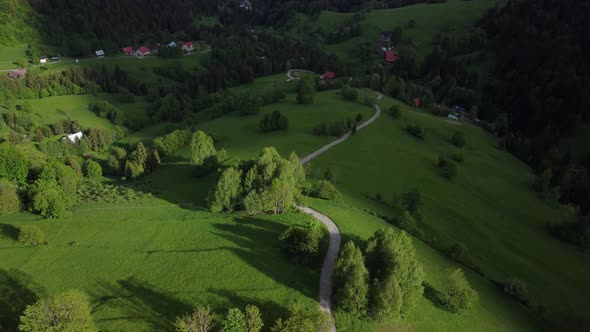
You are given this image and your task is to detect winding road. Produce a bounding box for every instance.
[292,70,383,331]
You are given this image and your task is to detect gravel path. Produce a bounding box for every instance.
[292,70,383,330]
[300,89,383,164]
[297,206,340,332]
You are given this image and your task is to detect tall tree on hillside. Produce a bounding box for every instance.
[334,241,369,316]
[191,131,217,166]
[296,77,315,104]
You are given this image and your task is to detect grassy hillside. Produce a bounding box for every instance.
[309,199,539,332]
[0,44,27,69]
[287,0,502,64]
[0,199,320,331]
[305,96,590,321]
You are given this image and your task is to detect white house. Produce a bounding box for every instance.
[39,56,48,63]
[63,132,83,143]
[448,114,459,121]
[167,41,177,48]
[95,49,105,58]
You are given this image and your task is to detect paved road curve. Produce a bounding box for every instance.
[291,70,383,331]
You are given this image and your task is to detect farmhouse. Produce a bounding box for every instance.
[122,46,134,55]
[63,132,83,143]
[448,105,465,120]
[51,56,60,62]
[39,56,48,63]
[136,46,151,57]
[95,49,105,57]
[385,50,398,63]
[7,68,26,79]
[182,41,193,53]
[167,41,177,48]
[321,71,336,80]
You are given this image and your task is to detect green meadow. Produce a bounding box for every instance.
[304,96,590,322]
[288,0,502,63]
[0,44,27,69]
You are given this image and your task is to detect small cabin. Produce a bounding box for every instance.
[63,132,83,143]
[39,56,48,63]
[95,50,105,58]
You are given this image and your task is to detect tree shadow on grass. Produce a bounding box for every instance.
[0,223,19,241]
[422,282,448,311]
[212,216,318,301]
[207,287,289,328]
[90,277,192,331]
[0,269,44,331]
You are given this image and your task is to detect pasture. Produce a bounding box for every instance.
[304,95,590,322]
[287,0,502,63]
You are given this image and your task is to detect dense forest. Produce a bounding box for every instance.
[478,0,590,246]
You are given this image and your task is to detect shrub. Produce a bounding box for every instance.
[261,87,286,105]
[451,153,464,163]
[406,124,424,140]
[438,157,458,179]
[0,180,21,216]
[191,131,217,166]
[451,131,466,147]
[402,189,422,221]
[398,210,418,234]
[442,268,478,313]
[18,225,44,246]
[245,305,264,332]
[369,272,403,321]
[341,85,359,101]
[271,302,329,332]
[503,278,529,305]
[32,189,67,219]
[175,306,216,332]
[83,160,102,178]
[279,220,323,263]
[310,180,341,201]
[388,105,401,118]
[259,111,289,132]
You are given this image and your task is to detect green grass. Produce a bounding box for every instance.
[1,95,150,132]
[309,198,540,332]
[287,0,502,64]
[0,198,320,331]
[304,96,590,321]
[0,44,27,69]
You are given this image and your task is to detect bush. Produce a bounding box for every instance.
[261,87,286,105]
[221,308,246,332]
[451,131,466,147]
[279,220,323,264]
[438,157,458,179]
[341,85,359,101]
[18,225,44,246]
[388,105,401,118]
[259,111,289,132]
[503,278,529,305]
[83,160,102,178]
[398,210,418,234]
[312,120,349,137]
[451,153,464,163]
[0,180,21,216]
[310,180,341,201]
[406,124,424,140]
[32,189,67,219]
[442,268,478,313]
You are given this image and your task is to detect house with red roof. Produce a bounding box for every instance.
[135,46,151,57]
[122,47,134,55]
[7,68,26,79]
[321,71,336,80]
[385,50,398,63]
[182,41,193,53]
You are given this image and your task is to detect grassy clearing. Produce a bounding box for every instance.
[309,198,540,332]
[305,96,590,321]
[0,44,27,69]
[288,0,502,63]
[0,198,320,331]
[1,95,150,132]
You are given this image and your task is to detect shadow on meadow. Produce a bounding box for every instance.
[208,287,290,328]
[212,216,319,302]
[90,277,192,331]
[0,224,20,242]
[0,269,44,331]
